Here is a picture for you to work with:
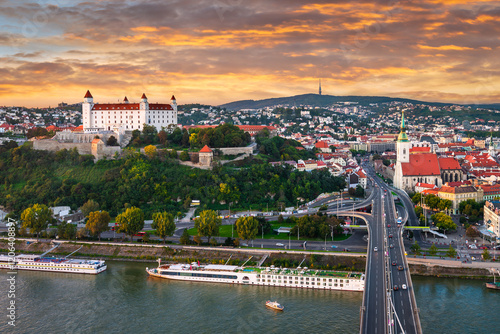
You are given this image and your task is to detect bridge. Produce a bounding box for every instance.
[328,167,422,334]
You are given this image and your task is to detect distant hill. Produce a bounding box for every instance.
[219,93,447,110]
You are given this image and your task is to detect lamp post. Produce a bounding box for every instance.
[230,203,233,239]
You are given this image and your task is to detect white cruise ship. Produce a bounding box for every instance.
[0,254,107,275]
[146,262,364,291]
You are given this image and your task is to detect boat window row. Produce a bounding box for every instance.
[161,271,237,279]
[257,274,349,284]
[256,278,344,287]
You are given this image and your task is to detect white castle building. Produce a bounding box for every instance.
[82,90,178,133]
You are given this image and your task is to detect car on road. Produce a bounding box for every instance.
[331,245,338,248]
[392,261,397,266]
[374,247,378,252]
[393,285,399,291]
[390,244,394,249]
[402,284,407,290]
[388,234,393,238]
[241,243,249,247]
[387,224,391,228]
[276,243,285,247]
[398,265,404,271]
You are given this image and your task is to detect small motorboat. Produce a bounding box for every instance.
[265,300,284,311]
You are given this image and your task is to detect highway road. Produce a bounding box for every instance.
[365,163,421,334]
[360,183,387,334]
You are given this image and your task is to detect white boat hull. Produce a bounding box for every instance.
[147,266,364,291]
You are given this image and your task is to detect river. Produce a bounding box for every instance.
[0,261,498,333]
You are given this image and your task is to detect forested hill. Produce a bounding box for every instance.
[219,94,444,110]
[0,144,345,219]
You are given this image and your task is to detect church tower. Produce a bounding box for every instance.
[394,110,411,190]
[319,79,322,95]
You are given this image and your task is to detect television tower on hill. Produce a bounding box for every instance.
[319,79,322,95]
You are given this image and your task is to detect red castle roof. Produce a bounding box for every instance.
[84,90,93,98]
[200,145,212,153]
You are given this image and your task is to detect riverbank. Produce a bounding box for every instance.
[0,239,366,272]
[2,238,497,279]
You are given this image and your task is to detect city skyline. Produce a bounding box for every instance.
[0,0,499,107]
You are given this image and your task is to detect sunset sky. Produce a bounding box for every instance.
[1,0,499,107]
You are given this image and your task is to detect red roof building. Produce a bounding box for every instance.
[199,145,212,153]
[401,153,441,176]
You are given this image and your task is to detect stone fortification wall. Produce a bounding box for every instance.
[33,139,92,155]
[218,146,253,155]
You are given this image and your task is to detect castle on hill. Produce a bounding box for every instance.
[82,90,178,133]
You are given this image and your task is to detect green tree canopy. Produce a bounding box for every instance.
[80,200,99,218]
[235,216,259,242]
[86,210,111,241]
[152,211,176,244]
[482,249,491,260]
[446,245,457,258]
[410,241,421,255]
[116,206,144,240]
[194,210,221,242]
[428,243,438,256]
[179,228,191,245]
[21,204,53,240]
[412,193,422,205]
[431,212,457,232]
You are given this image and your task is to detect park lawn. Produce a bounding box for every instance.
[187,224,351,242]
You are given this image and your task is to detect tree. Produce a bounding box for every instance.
[412,193,422,205]
[107,136,118,146]
[80,200,99,218]
[355,185,365,197]
[144,145,157,159]
[179,229,191,245]
[431,212,456,232]
[194,210,221,243]
[415,206,423,217]
[446,245,457,258]
[428,243,438,256]
[158,130,168,146]
[20,204,53,240]
[235,216,259,243]
[466,226,480,238]
[152,211,176,244]
[116,206,144,241]
[179,151,190,161]
[410,241,421,255]
[193,235,202,246]
[57,221,77,240]
[482,249,491,260]
[86,210,111,241]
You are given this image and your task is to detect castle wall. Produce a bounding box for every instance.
[218,146,254,156]
[33,139,92,155]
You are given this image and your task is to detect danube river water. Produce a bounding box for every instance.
[0,261,498,334]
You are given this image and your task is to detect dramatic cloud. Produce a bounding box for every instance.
[0,0,499,106]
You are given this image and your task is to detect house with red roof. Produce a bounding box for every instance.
[315,141,331,153]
